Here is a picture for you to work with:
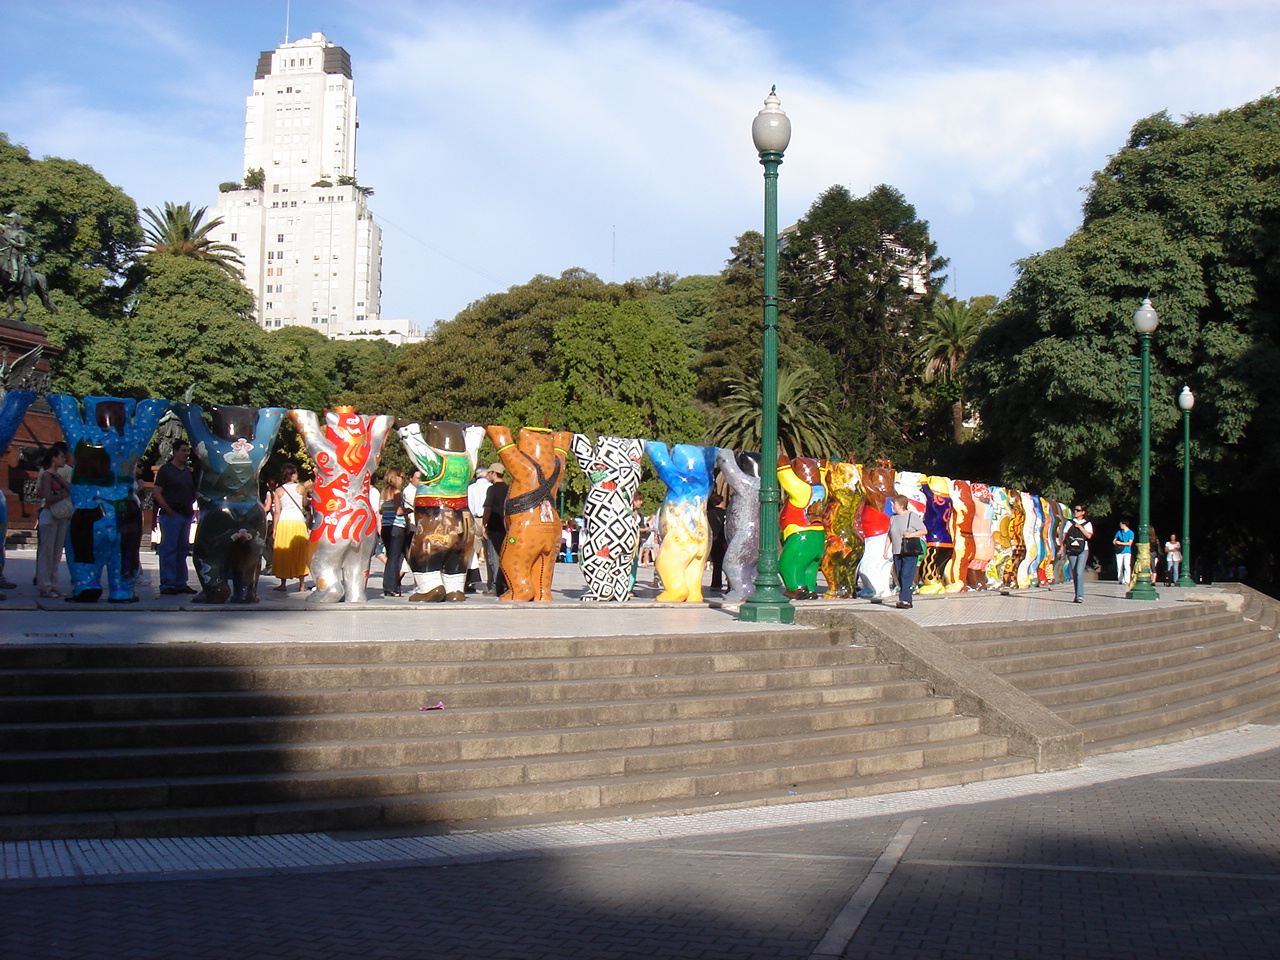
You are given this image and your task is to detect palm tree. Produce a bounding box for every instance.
[921,297,988,444]
[706,365,842,459]
[140,202,244,278]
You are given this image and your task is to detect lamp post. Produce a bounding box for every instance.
[740,87,794,624]
[1127,298,1160,600]
[1176,385,1195,587]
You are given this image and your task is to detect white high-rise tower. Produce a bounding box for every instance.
[209,32,383,338]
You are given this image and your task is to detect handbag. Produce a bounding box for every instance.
[901,515,925,556]
[46,472,74,520]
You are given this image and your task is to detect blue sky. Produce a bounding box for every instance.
[4,0,1279,328]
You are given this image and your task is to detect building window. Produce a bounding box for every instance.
[230,233,237,242]
[277,234,284,243]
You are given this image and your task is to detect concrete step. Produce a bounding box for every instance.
[384,739,1020,824]
[942,611,1242,662]
[0,715,988,816]
[0,624,1036,840]
[0,646,870,698]
[1020,637,1280,706]
[1,695,961,782]
[0,660,902,723]
[1055,655,1280,731]
[1075,669,1280,752]
[0,631,824,671]
[0,754,1040,841]
[2,680,941,753]
[933,604,1224,646]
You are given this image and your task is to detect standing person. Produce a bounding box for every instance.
[1165,533,1184,585]
[1062,504,1094,603]
[465,465,496,593]
[629,494,645,593]
[638,511,656,566]
[1148,526,1161,584]
[270,463,311,592]
[885,495,926,609]
[707,492,728,593]
[1113,520,1134,583]
[152,440,197,595]
[35,443,72,598]
[481,467,509,596]
[378,468,408,597]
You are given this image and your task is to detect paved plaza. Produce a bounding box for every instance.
[2,545,1276,957]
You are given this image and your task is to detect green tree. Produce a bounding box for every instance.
[705,365,842,460]
[350,268,639,425]
[0,133,142,316]
[694,231,802,404]
[267,325,400,409]
[920,295,994,444]
[123,255,312,406]
[967,92,1280,581]
[644,273,720,360]
[506,300,703,439]
[140,202,244,278]
[783,184,947,462]
[243,168,265,190]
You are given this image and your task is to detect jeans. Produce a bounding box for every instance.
[158,512,193,589]
[485,531,507,594]
[1068,550,1088,600]
[893,553,919,605]
[1167,560,1181,583]
[381,524,406,594]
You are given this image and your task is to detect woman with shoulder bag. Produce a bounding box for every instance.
[378,468,408,597]
[270,462,312,593]
[885,495,926,609]
[1061,504,1094,603]
[36,443,73,598]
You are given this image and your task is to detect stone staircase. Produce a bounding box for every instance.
[0,629,1035,840]
[932,600,1280,754]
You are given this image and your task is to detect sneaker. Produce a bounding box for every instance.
[0,579,15,590]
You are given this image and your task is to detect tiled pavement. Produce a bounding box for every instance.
[2,730,1277,959]
[2,546,1276,957]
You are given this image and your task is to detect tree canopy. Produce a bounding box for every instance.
[783,184,947,463]
[349,268,641,425]
[0,133,141,315]
[506,299,703,441]
[967,92,1280,580]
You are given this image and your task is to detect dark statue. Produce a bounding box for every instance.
[1,213,56,321]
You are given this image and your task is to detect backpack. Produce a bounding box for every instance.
[1064,522,1087,556]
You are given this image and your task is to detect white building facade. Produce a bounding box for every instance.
[209,32,383,338]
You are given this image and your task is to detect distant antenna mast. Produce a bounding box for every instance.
[284,0,291,43]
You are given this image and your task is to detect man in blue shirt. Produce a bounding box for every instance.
[1113,520,1134,583]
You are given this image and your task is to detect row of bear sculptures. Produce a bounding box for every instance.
[14,395,1067,605]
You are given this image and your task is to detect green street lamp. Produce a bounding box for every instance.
[1176,385,1196,587]
[1127,297,1160,601]
[740,87,794,624]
